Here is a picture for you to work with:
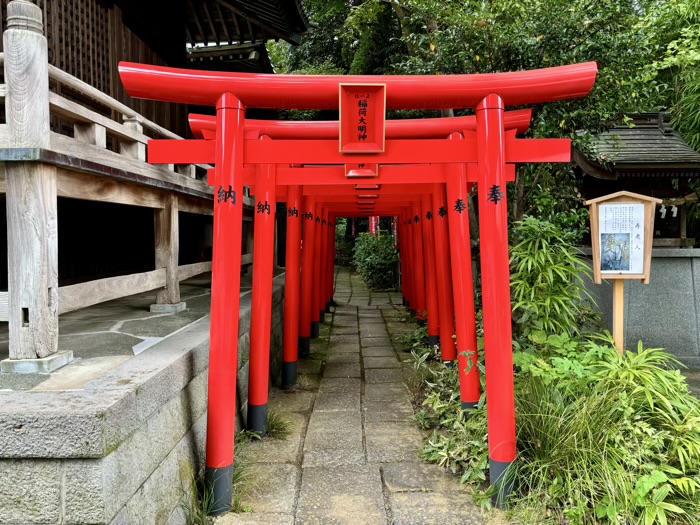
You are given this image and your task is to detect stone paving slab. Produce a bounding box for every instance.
[318,377,361,393]
[326,353,361,364]
[330,335,361,344]
[382,463,467,494]
[314,391,361,412]
[332,316,358,326]
[298,360,323,375]
[363,399,414,422]
[363,357,401,369]
[297,465,386,525]
[361,336,393,347]
[356,317,386,324]
[363,383,410,402]
[323,363,361,378]
[358,310,385,318]
[385,322,415,334]
[361,347,396,357]
[301,449,367,469]
[240,464,299,514]
[216,512,294,525]
[365,368,404,383]
[327,343,361,354]
[332,327,360,336]
[365,421,424,463]
[304,412,363,453]
[360,325,390,337]
[389,492,485,525]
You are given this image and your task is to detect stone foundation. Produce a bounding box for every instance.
[584,248,700,367]
[0,276,286,524]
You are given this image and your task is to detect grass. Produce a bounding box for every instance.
[266,407,293,439]
[293,373,317,391]
[179,463,216,525]
[179,433,262,523]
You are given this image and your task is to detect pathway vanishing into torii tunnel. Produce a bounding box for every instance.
[118,59,598,513]
[218,267,484,525]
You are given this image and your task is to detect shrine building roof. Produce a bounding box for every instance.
[573,113,700,179]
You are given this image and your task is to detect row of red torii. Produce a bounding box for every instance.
[119,61,598,513]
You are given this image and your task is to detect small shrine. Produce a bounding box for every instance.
[574,112,700,247]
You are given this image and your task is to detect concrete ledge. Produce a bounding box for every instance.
[0,351,74,374]
[150,302,187,313]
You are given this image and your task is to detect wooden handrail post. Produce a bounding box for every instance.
[120,116,147,160]
[3,0,60,361]
[152,193,185,313]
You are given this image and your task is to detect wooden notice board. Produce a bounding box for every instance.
[585,191,662,353]
[586,191,661,285]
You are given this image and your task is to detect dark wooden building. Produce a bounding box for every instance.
[574,112,700,246]
[0,0,311,135]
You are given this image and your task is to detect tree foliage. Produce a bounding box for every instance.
[269,0,699,226]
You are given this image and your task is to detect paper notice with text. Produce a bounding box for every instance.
[599,203,645,274]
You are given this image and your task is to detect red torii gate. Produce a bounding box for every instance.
[119,61,597,512]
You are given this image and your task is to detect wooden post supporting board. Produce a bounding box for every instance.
[4,0,59,360]
[153,192,184,311]
[613,280,624,354]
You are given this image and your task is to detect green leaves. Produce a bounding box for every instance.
[352,232,399,290]
[511,217,599,338]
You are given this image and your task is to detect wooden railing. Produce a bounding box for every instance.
[0,1,253,361]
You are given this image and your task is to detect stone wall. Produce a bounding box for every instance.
[0,276,286,524]
[584,249,700,368]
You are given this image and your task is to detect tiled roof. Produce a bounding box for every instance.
[574,113,700,179]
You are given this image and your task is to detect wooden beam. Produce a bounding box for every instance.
[155,194,180,304]
[49,132,214,198]
[246,18,255,42]
[47,64,182,140]
[178,261,212,281]
[214,0,292,43]
[215,2,232,44]
[185,24,195,47]
[202,1,220,45]
[179,194,214,216]
[49,92,149,145]
[56,169,166,208]
[187,0,206,43]
[58,269,166,315]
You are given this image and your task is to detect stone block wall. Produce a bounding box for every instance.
[0,276,286,524]
[584,249,700,368]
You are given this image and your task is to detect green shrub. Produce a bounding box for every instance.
[417,340,700,524]
[511,216,601,338]
[352,231,399,290]
[413,218,700,524]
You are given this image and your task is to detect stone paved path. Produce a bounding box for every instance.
[217,268,484,525]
